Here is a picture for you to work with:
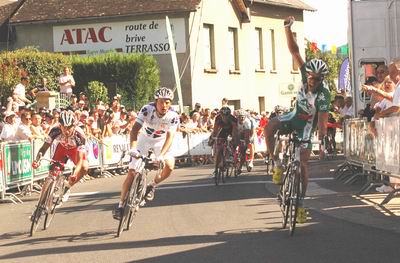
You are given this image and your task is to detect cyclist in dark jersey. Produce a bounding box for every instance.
[208,107,238,176]
[264,16,330,223]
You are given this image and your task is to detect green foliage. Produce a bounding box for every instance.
[86,81,109,108]
[71,52,160,110]
[306,42,344,99]
[0,47,71,105]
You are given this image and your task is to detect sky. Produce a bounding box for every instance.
[301,0,349,48]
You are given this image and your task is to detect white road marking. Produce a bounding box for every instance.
[69,191,100,197]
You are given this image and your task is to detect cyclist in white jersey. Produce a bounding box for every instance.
[236,109,255,171]
[113,87,179,220]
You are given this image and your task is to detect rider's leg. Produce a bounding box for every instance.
[119,169,136,206]
[67,149,89,187]
[153,158,175,184]
[265,118,281,162]
[300,148,312,197]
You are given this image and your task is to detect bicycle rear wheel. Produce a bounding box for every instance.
[30,179,52,236]
[289,167,301,236]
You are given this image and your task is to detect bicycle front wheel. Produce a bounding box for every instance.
[30,179,53,236]
[280,165,292,229]
[289,167,301,236]
[44,176,64,230]
[127,174,146,230]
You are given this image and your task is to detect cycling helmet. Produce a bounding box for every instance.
[220,106,231,116]
[59,110,75,127]
[154,87,174,100]
[237,109,246,117]
[305,58,329,76]
[274,105,284,112]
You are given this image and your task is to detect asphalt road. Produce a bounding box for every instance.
[1,158,400,263]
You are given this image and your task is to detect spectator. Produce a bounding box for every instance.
[0,111,18,141]
[79,92,89,108]
[29,77,49,99]
[190,102,202,117]
[15,112,35,141]
[12,77,31,107]
[208,110,217,131]
[31,112,46,139]
[110,97,121,122]
[221,98,228,107]
[258,111,269,137]
[374,59,400,119]
[340,96,354,119]
[376,64,389,83]
[199,108,211,132]
[374,76,397,119]
[124,110,137,135]
[59,66,75,98]
[96,104,106,132]
[70,94,79,110]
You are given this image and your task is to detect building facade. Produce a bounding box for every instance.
[5,0,314,112]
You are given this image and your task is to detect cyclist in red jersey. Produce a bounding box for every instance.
[32,110,88,202]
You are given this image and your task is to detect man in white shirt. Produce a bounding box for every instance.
[15,112,35,141]
[340,96,354,118]
[59,67,75,97]
[13,77,31,106]
[0,111,18,141]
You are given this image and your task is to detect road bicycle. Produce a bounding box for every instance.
[212,136,234,185]
[277,132,308,236]
[30,155,70,236]
[233,139,252,176]
[117,149,161,237]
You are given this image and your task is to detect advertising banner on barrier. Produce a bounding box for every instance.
[188,133,212,156]
[255,135,267,153]
[32,138,51,179]
[3,141,33,185]
[102,135,129,165]
[0,147,4,197]
[170,132,189,157]
[376,116,400,173]
[86,138,101,167]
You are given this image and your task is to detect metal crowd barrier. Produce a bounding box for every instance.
[336,116,400,205]
[0,131,273,204]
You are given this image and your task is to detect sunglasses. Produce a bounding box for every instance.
[307,75,323,82]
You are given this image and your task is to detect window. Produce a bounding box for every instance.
[255,28,264,70]
[292,32,299,72]
[228,27,240,72]
[258,96,265,113]
[203,24,216,71]
[270,29,276,71]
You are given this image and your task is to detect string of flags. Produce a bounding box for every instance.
[309,42,348,56]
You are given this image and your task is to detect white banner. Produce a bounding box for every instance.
[170,132,189,157]
[53,18,186,55]
[86,138,101,167]
[102,135,130,165]
[376,116,400,173]
[188,133,213,156]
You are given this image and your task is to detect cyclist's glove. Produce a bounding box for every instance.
[128,148,140,158]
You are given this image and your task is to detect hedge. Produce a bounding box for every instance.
[0,47,71,105]
[71,52,160,110]
[0,48,160,110]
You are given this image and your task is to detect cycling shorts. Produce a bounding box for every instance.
[128,133,174,170]
[277,113,314,150]
[52,144,87,165]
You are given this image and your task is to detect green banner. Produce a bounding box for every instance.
[32,139,50,178]
[4,142,33,184]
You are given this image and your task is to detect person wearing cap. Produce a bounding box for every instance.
[59,67,75,98]
[0,111,18,141]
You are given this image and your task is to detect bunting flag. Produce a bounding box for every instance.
[340,45,348,55]
[331,45,337,55]
[321,44,327,53]
[310,42,318,53]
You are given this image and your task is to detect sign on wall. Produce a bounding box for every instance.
[53,18,186,55]
[279,82,298,97]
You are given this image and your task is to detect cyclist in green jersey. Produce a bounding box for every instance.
[264,16,330,223]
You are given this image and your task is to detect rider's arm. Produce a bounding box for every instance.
[35,142,51,162]
[317,112,329,141]
[284,16,305,69]
[129,121,142,149]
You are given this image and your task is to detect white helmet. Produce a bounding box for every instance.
[154,87,174,100]
[59,110,75,127]
[305,58,329,76]
[237,109,247,117]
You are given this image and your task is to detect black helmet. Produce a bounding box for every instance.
[220,106,231,116]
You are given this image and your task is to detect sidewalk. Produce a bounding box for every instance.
[264,157,400,234]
